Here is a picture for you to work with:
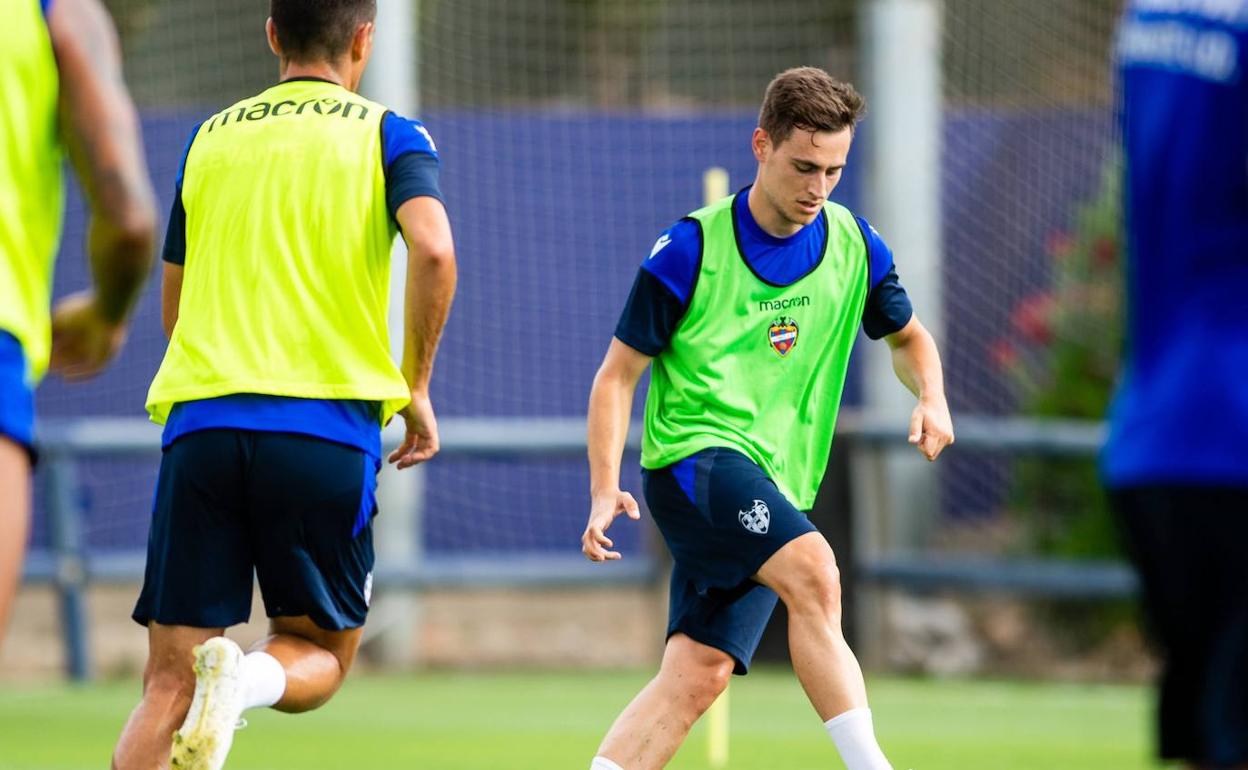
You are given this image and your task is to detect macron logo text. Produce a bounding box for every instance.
[759,296,810,312]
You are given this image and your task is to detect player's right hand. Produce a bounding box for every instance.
[581,490,641,562]
[49,291,128,381]
[389,391,440,469]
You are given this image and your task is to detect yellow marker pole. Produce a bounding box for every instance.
[703,166,730,208]
[702,165,731,769]
[706,682,730,768]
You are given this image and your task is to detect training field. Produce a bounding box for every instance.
[0,669,1148,769]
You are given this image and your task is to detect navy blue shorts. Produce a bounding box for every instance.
[643,447,817,674]
[133,429,379,631]
[0,331,34,456]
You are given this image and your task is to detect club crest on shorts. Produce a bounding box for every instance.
[768,316,798,357]
[739,499,771,534]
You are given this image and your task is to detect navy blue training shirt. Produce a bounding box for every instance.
[1102,0,1248,487]
[615,188,913,356]
[159,85,442,455]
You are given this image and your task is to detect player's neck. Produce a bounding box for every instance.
[278,60,355,92]
[746,183,803,239]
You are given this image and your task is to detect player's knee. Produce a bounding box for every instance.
[661,637,734,720]
[784,555,843,624]
[699,660,733,710]
[685,658,733,719]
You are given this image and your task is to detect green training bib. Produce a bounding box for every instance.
[641,193,869,509]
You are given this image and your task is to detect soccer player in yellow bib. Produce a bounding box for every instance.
[110,3,456,769]
[582,68,954,770]
[0,0,156,647]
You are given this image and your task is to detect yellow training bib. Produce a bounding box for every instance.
[0,2,63,382]
[147,80,410,425]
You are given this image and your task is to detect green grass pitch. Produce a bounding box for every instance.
[0,669,1150,769]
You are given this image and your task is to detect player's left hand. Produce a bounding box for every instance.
[908,396,954,461]
[390,391,440,468]
[49,291,128,381]
[582,489,641,562]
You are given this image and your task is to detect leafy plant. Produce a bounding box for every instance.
[990,159,1123,559]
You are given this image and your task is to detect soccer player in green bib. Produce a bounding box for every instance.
[582,67,954,770]
[111,2,456,769]
[0,0,156,647]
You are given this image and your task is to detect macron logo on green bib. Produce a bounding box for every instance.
[758,295,810,312]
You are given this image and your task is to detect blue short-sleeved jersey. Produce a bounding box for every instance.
[615,188,913,356]
[1102,0,1248,487]
[159,80,442,454]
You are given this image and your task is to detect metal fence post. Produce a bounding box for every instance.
[859,0,945,556]
[44,452,92,682]
[849,438,893,669]
[360,0,423,669]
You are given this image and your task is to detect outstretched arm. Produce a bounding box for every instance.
[47,0,157,379]
[388,196,457,469]
[582,339,652,561]
[885,316,954,461]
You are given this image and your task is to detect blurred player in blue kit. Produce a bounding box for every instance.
[1107,1,1248,768]
[0,0,156,649]
[110,1,456,768]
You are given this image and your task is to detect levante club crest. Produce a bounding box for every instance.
[768,316,798,356]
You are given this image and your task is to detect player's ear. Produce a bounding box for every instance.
[751,127,771,163]
[265,17,282,59]
[352,21,375,64]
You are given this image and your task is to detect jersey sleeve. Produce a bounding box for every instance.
[381,111,443,218]
[856,216,914,340]
[161,122,202,266]
[613,218,702,356]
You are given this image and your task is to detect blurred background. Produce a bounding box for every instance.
[2,0,1149,767]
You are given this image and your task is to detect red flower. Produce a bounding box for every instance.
[1047,231,1075,262]
[989,338,1019,371]
[1010,292,1056,346]
[1092,236,1118,268]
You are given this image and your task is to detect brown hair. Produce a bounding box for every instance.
[758,67,866,146]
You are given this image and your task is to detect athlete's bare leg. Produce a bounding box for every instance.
[754,531,867,720]
[252,614,363,713]
[0,437,31,648]
[593,633,734,770]
[112,615,363,769]
[112,623,222,770]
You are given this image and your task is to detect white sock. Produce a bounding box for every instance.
[825,708,892,770]
[590,757,625,770]
[239,651,286,710]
